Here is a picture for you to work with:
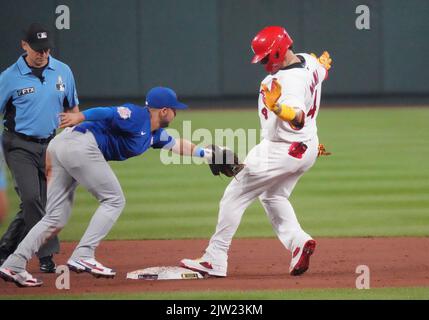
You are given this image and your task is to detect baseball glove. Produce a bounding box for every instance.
[311,51,332,70]
[207,144,244,178]
[318,144,332,157]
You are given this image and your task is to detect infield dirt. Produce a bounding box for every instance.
[1,238,428,296]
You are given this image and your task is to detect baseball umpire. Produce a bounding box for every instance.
[0,87,227,287]
[0,23,79,273]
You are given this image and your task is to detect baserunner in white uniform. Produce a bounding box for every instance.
[181,26,332,277]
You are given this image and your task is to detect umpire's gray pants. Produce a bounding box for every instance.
[2,129,125,272]
[0,130,59,259]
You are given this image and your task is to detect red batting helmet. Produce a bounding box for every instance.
[251,26,293,74]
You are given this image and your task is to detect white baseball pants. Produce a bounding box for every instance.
[204,136,319,266]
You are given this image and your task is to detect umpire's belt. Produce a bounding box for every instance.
[4,127,54,144]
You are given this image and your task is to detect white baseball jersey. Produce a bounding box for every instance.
[258,53,328,143]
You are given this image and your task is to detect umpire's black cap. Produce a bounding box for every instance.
[23,23,54,51]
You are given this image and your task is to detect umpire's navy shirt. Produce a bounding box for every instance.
[0,54,79,138]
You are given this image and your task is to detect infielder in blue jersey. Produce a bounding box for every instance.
[0,87,213,287]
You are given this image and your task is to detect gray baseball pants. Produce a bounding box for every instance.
[1,129,125,272]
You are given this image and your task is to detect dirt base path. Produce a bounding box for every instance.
[1,237,428,297]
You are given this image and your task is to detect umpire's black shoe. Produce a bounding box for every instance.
[39,255,56,273]
[0,249,9,266]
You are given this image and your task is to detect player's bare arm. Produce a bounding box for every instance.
[59,111,85,128]
[170,138,213,160]
[65,105,80,113]
[171,139,198,156]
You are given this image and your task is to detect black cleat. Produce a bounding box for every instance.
[39,255,56,273]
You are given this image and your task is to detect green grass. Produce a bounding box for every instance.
[1,287,429,300]
[1,107,429,240]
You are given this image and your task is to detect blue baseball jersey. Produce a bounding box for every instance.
[0,54,79,138]
[77,103,175,161]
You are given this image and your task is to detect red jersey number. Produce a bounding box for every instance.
[261,107,268,120]
[307,90,318,119]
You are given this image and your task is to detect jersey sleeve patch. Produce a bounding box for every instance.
[117,106,132,119]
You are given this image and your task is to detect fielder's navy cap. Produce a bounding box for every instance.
[23,23,54,51]
[145,87,188,110]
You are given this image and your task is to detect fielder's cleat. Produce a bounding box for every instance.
[39,255,56,273]
[67,258,116,278]
[0,267,43,287]
[289,239,316,276]
[180,257,227,277]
